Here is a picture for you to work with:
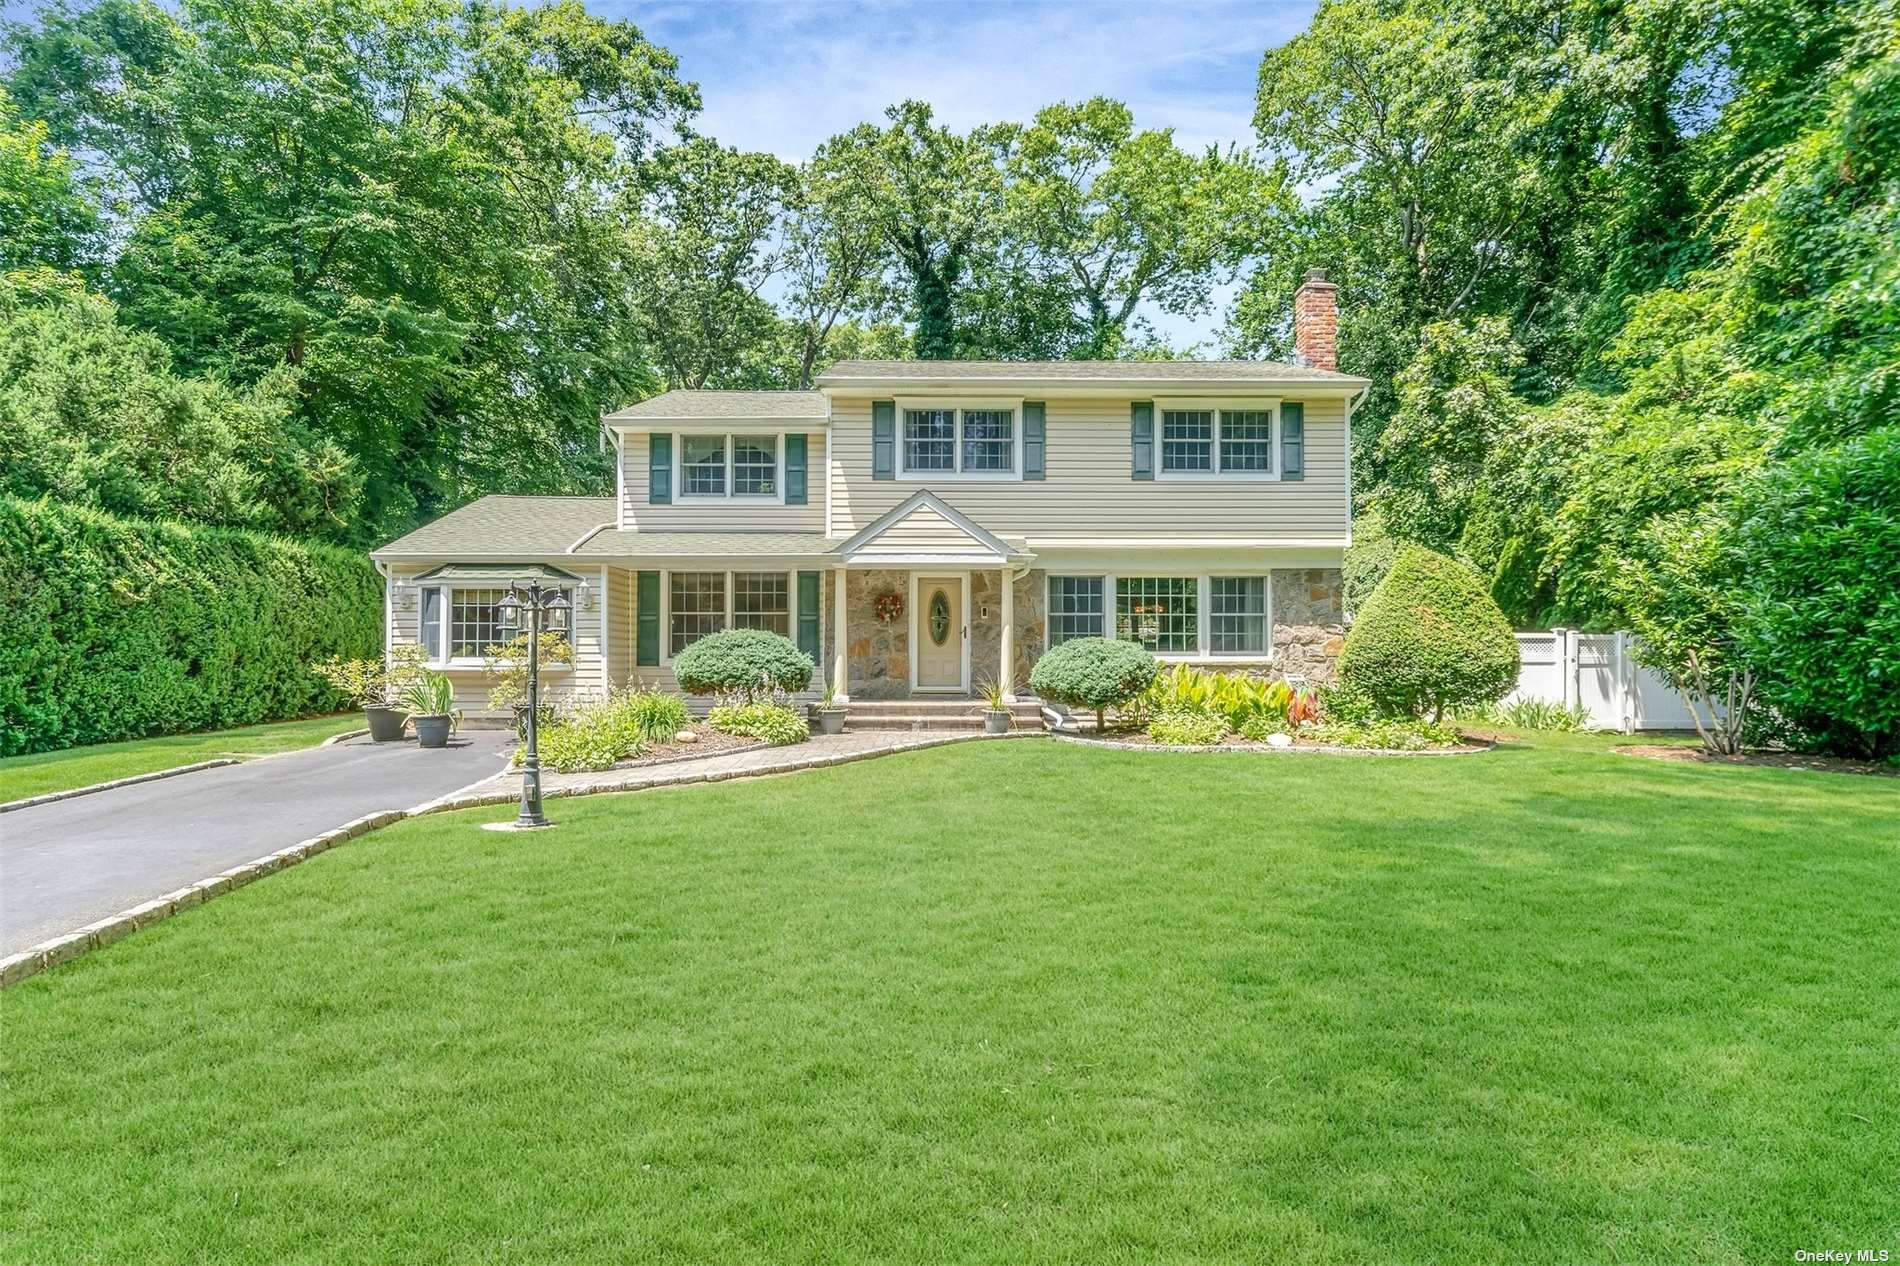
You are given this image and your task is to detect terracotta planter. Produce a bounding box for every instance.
[364,705,410,743]
[411,714,453,748]
[814,708,846,736]
[984,710,1011,735]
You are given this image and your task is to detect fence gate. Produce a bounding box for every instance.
[1504,629,1707,732]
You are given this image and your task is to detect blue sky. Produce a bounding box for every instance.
[618,0,1318,347]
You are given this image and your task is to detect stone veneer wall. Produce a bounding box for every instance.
[1271,568,1345,681]
[841,568,911,698]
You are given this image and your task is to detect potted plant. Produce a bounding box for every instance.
[979,676,1012,735]
[401,671,460,748]
[316,656,410,742]
[812,682,847,736]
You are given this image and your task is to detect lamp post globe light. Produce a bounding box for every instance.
[494,578,570,830]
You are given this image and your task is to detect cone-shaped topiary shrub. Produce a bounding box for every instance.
[1338,544,1519,722]
[1029,636,1159,732]
[671,628,814,701]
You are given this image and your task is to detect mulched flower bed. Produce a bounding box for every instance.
[1615,744,1898,778]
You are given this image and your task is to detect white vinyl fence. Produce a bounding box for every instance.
[1507,629,1704,732]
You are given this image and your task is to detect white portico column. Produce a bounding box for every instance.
[832,566,850,701]
[1000,565,1016,702]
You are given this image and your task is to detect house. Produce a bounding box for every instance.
[370,271,1369,715]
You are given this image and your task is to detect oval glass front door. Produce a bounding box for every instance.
[929,590,951,645]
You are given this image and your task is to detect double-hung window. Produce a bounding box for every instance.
[732,572,789,636]
[1158,402,1278,476]
[1210,577,1269,654]
[450,588,508,659]
[899,402,1017,477]
[1047,576,1105,646]
[681,433,780,499]
[669,571,726,655]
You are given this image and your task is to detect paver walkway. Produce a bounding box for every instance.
[444,728,1042,807]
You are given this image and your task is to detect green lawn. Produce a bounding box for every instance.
[4,734,1896,1262]
[0,714,362,803]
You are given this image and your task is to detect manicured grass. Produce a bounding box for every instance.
[4,734,1896,1262]
[0,714,363,803]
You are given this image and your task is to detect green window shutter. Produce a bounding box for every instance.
[1280,402,1304,480]
[872,401,895,480]
[649,433,672,505]
[635,570,660,666]
[1023,402,1046,480]
[785,433,808,505]
[796,570,821,662]
[1130,402,1154,481]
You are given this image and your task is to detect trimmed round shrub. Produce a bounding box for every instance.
[1029,636,1159,732]
[671,628,814,700]
[1739,427,1900,759]
[1148,709,1227,746]
[1338,544,1519,721]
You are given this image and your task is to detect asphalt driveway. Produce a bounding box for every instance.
[0,731,514,954]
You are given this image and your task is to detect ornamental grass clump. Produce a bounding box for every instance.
[1028,637,1159,732]
[1338,545,1518,723]
[671,630,815,702]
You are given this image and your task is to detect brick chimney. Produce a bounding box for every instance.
[1293,267,1339,371]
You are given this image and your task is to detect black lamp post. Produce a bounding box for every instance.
[497,579,571,829]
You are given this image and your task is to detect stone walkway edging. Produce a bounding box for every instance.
[0,730,1041,990]
[1052,733,1495,756]
[0,759,244,815]
[321,728,371,746]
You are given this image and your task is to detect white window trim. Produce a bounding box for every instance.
[657,568,818,669]
[1044,570,1275,662]
[1153,397,1282,482]
[677,431,788,503]
[894,396,1024,481]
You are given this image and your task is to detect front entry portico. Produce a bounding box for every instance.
[827,491,1033,703]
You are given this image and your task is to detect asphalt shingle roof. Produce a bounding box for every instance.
[374,496,615,557]
[605,390,829,421]
[569,530,834,558]
[816,359,1368,385]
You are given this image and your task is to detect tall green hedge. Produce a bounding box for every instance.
[0,496,382,755]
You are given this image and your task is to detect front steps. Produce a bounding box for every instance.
[841,697,1046,732]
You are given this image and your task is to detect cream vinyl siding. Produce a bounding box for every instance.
[605,566,633,690]
[385,563,608,715]
[620,431,827,531]
[866,503,991,554]
[828,395,1348,541]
